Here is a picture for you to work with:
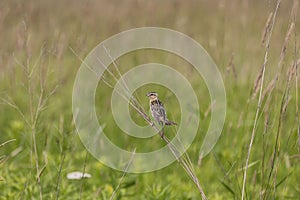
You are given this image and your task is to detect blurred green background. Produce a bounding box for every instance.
[0,0,299,199]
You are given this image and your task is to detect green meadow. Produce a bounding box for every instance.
[0,0,299,199]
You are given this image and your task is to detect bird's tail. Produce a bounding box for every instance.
[165,119,177,125]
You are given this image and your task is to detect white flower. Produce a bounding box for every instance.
[67,171,92,180]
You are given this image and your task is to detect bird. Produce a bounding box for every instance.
[146,92,177,127]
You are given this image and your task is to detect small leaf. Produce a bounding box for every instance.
[220,180,235,196]
[276,172,292,188]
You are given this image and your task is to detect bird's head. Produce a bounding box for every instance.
[146,92,158,100]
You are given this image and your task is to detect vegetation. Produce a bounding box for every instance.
[0,0,299,199]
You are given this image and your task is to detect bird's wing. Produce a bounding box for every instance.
[158,100,167,120]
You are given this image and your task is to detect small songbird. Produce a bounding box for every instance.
[146,92,177,126]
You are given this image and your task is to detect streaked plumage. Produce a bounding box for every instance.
[146,92,177,126]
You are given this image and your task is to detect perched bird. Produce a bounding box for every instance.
[146,92,177,126]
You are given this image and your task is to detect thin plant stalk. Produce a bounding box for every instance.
[241,0,281,199]
[110,148,136,200]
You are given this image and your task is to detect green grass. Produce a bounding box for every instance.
[0,0,300,199]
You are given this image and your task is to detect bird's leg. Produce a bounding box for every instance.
[159,128,164,139]
[159,121,165,139]
[150,121,155,127]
